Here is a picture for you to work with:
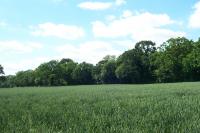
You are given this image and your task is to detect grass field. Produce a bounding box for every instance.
[1,82,200,132]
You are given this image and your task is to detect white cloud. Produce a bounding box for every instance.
[0,41,44,74]
[2,39,133,75]
[115,0,126,6]
[78,0,126,10]
[55,41,123,64]
[0,21,7,27]
[78,2,112,10]
[111,40,134,49]
[92,11,185,44]
[31,22,85,40]
[106,15,116,21]
[122,10,133,18]
[189,1,200,28]
[3,57,50,75]
[0,40,43,53]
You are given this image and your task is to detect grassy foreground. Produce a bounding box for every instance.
[1,83,200,132]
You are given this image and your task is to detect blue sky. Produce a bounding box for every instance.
[0,0,200,75]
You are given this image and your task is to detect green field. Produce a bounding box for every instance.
[1,83,200,132]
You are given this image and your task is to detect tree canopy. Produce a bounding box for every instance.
[1,37,200,87]
[0,65,4,75]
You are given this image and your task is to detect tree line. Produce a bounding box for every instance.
[1,37,200,87]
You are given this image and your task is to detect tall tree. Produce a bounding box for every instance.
[101,58,118,84]
[0,65,5,87]
[14,70,35,87]
[35,60,67,86]
[135,41,156,55]
[93,55,117,84]
[116,41,156,83]
[59,58,77,85]
[183,39,200,81]
[72,62,94,85]
[135,41,157,82]
[0,65,4,75]
[116,49,141,83]
[152,37,194,82]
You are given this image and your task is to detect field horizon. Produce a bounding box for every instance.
[1,82,200,132]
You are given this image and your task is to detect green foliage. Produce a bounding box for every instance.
[35,60,61,86]
[151,52,175,82]
[14,70,35,87]
[34,60,74,86]
[116,49,141,83]
[183,40,200,81]
[72,62,94,85]
[116,62,140,83]
[94,55,118,84]
[116,41,156,83]
[101,59,118,84]
[59,58,77,85]
[135,40,156,55]
[0,65,6,87]
[1,37,200,87]
[0,64,4,75]
[1,83,200,132]
[152,37,194,82]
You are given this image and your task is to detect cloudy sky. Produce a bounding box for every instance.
[0,0,200,75]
